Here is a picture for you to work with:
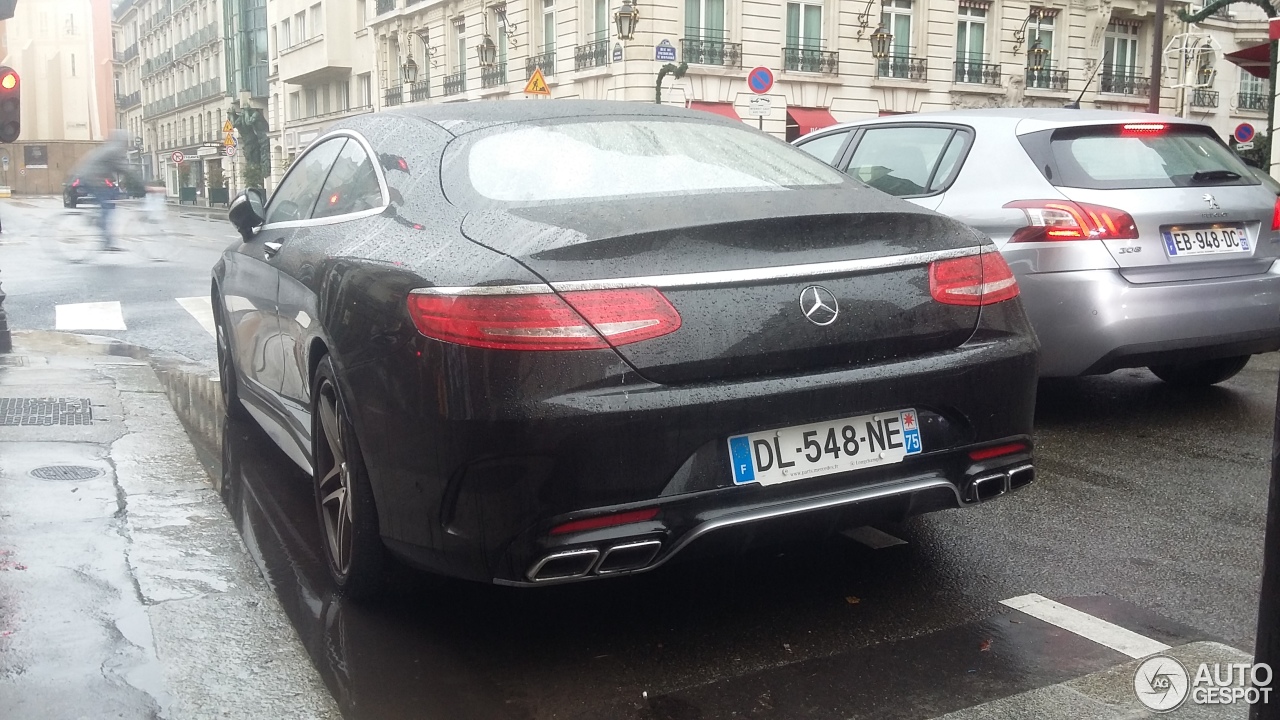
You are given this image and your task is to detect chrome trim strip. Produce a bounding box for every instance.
[595,540,663,575]
[497,476,959,587]
[412,246,983,297]
[526,548,600,582]
[258,128,391,231]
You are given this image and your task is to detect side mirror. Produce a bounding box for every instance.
[228,189,266,240]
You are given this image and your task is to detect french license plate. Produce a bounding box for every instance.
[727,409,923,486]
[1162,225,1250,257]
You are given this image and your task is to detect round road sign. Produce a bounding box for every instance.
[225,145,237,157]
[1235,123,1256,144]
[171,151,185,164]
[748,66,774,94]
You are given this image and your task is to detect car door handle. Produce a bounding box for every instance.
[263,241,282,257]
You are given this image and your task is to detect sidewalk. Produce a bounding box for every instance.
[0,330,338,719]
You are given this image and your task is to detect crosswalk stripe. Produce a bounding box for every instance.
[55,301,127,331]
[1000,593,1171,659]
[176,297,217,339]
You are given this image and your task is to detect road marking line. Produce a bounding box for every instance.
[842,526,908,549]
[1000,593,1171,659]
[55,301,127,330]
[176,297,217,339]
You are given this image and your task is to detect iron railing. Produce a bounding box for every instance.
[444,70,466,95]
[1026,66,1068,91]
[527,50,556,78]
[117,44,139,63]
[954,55,1000,85]
[175,23,218,58]
[116,90,142,109]
[482,63,507,88]
[1239,91,1268,111]
[1191,88,1219,107]
[876,55,927,80]
[143,96,176,119]
[1099,72,1151,96]
[384,85,403,106]
[142,50,174,76]
[409,80,430,101]
[680,37,742,67]
[575,38,610,71]
[782,46,838,74]
[175,79,223,108]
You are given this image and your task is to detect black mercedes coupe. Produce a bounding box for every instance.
[214,100,1039,597]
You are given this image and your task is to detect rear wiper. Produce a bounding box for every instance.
[1190,169,1242,184]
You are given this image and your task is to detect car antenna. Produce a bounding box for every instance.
[1066,51,1111,109]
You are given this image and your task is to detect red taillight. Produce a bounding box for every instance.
[71,179,80,187]
[406,287,682,351]
[550,508,660,536]
[929,251,1019,307]
[1271,198,1280,232]
[1004,200,1138,243]
[1121,122,1166,135]
[969,442,1029,461]
[104,179,115,187]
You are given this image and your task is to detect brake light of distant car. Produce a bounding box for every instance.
[1004,200,1139,243]
[549,508,660,535]
[929,251,1020,306]
[71,179,80,187]
[104,179,115,187]
[407,287,682,351]
[1121,123,1167,134]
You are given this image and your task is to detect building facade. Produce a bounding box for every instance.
[114,0,147,181]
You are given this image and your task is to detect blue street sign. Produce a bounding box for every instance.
[748,66,774,94]
[1235,123,1256,144]
[655,39,676,62]
[613,43,623,62]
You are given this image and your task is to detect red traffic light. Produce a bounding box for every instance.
[0,71,15,91]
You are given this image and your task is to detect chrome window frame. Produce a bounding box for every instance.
[260,128,391,230]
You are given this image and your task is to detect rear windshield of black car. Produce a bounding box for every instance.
[444,118,848,206]
[1041,124,1257,190]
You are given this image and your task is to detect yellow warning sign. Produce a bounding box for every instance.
[223,132,235,147]
[524,68,550,96]
[222,120,233,133]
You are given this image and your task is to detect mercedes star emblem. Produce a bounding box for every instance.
[799,285,839,326]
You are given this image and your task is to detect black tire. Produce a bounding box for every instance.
[312,354,387,599]
[1149,355,1251,387]
[64,197,75,209]
[213,294,252,420]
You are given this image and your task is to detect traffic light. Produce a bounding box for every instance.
[0,67,17,143]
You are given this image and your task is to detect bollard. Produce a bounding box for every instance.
[0,267,11,353]
[1255,378,1280,720]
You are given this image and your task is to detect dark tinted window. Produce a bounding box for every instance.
[312,138,383,219]
[1048,125,1256,189]
[265,137,346,224]
[796,130,851,165]
[845,126,957,197]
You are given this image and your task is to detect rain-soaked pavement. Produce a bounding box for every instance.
[208,357,1276,719]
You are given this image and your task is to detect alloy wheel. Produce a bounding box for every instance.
[316,380,353,576]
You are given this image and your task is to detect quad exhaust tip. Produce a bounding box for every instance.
[967,463,1034,503]
[528,540,663,582]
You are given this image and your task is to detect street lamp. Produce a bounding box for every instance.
[477,35,498,67]
[870,25,892,60]
[1028,38,1049,72]
[614,0,639,41]
[402,56,419,84]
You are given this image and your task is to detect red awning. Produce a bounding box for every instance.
[1225,43,1270,80]
[787,107,838,136]
[689,101,741,121]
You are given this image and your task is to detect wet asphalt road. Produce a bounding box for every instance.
[208,358,1274,719]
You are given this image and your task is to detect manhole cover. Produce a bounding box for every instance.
[0,397,94,426]
[30,465,103,481]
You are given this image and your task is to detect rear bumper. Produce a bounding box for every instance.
[1019,267,1280,376]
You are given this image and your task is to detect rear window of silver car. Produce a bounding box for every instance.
[1048,126,1256,190]
[460,119,846,203]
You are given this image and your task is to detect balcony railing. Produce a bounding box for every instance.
[482,63,507,88]
[1099,72,1151,96]
[116,90,142,109]
[876,55,927,81]
[443,70,466,95]
[782,46,838,74]
[409,80,430,102]
[384,85,403,106]
[954,55,1000,85]
[575,38,610,71]
[680,37,742,67]
[116,44,139,63]
[1191,88,1219,107]
[143,95,176,119]
[1026,66,1068,91]
[175,23,218,58]
[175,79,223,108]
[526,50,556,78]
[1239,91,1268,111]
[376,0,396,14]
[142,50,173,76]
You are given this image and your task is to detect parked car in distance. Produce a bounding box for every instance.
[796,109,1280,385]
[215,100,1039,598]
[62,175,119,208]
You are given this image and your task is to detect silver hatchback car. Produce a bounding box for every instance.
[795,109,1280,384]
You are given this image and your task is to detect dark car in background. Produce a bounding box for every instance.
[214,101,1039,598]
[62,174,119,208]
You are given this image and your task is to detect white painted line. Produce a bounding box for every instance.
[842,526,908,549]
[1000,593,1171,659]
[55,301,127,331]
[176,297,217,339]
